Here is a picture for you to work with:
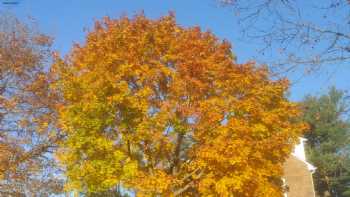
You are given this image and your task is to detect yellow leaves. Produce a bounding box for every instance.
[133,170,175,195]
[252,123,269,138]
[59,132,138,193]
[215,177,242,196]
[54,13,306,196]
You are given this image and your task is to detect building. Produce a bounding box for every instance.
[283,138,317,197]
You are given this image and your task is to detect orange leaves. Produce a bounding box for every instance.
[55,13,306,196]
[0,14,63,195]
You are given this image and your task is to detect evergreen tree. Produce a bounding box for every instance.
[302,87,350,197]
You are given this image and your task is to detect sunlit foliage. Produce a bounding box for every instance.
[54,14,306,196]
[0,13,63,196]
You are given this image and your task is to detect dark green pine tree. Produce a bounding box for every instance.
[302,87,350,197]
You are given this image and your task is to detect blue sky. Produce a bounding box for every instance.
[1,0,349,101]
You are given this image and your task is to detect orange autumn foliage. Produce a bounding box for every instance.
[54,14,306,196]
[0,14,63,195]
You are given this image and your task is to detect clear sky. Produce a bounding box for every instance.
[1,0,349,101]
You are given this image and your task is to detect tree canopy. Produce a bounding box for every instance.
[0,13,63,196]
[54,14,306,196]
[302,87,350,197]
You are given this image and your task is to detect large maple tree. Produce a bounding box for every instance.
[54,14,306,196]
